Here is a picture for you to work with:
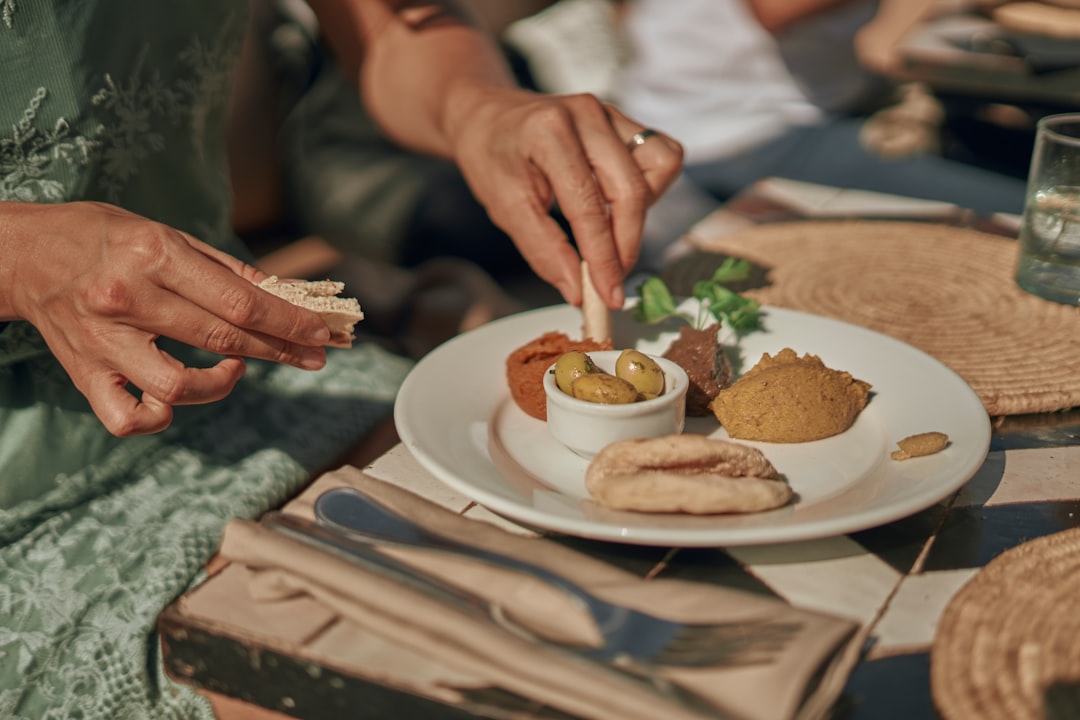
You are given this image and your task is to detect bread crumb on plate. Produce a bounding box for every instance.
[891,431,949,461]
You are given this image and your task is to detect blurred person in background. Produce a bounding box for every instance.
[613,0,1029,265]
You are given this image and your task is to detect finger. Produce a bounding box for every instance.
[568,102,660,279]
[86,370,174,437]
[79,350,248,437]
[482,169,586,305]
[604,120,684,274]
[520,216,589,307]
[522,105,626,308]
[131,287,329,369]
[121,348,248,410]
[182,233,269,284]
[606,106,684,199]
[153,242,331,347]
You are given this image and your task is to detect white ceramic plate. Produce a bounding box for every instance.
[394,304,991,546]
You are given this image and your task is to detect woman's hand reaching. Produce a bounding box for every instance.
[1,201,335,437]
[309,0,684,313]
[447,87,683,310]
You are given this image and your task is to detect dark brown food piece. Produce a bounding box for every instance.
[662,323,732,416]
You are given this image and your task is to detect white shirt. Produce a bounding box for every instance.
[615,0,879,164]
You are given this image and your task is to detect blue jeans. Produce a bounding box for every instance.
[684,117,1027,216]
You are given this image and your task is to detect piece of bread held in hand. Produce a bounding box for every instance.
[258,275,364,348]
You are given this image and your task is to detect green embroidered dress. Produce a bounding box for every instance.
[0,2,411,717]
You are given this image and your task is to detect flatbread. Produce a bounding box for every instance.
[585,434,792,514]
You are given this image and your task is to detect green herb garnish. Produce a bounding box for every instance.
[634,257,761,332]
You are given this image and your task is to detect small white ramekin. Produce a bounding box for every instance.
[544,350,688,459]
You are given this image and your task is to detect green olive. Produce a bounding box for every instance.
[570,373,639,405]
[553,351,597,395]
[615,349,665,400]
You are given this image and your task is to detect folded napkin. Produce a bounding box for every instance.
[216,467,863,720]
[751,178,959,220]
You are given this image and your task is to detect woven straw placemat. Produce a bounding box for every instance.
[931,528,1080,720]
[682,220,1080,416]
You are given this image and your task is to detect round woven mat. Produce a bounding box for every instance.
[687,220,1080,416]
[931,528,1080,720]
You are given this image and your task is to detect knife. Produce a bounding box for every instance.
[261,512,495,620]
[262,512,608,649]
[258,512,723,716]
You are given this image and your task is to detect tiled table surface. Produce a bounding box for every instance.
[355,412,1080,720]
[167,180,1080,719]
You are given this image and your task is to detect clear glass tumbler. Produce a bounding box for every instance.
[1015,113,1080,305]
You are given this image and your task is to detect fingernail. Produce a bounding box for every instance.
[610,284,625,309]
[299,349,326,370]
[555,278,577,305]
[307,325,330,344]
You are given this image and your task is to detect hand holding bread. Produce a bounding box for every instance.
[2,202,355,437]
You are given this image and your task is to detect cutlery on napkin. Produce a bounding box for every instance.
[217,466,863,720]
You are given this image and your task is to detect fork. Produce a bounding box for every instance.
[309,486,802,670]
[261,513,715,716]
[263,510,797,679]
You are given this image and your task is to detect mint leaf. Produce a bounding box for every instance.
[634,259,760,332]
[634,276,694,325]
[709,256,753,284]
[724,297,762,330]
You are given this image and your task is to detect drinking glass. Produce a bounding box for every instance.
[1015,113,1080,305]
